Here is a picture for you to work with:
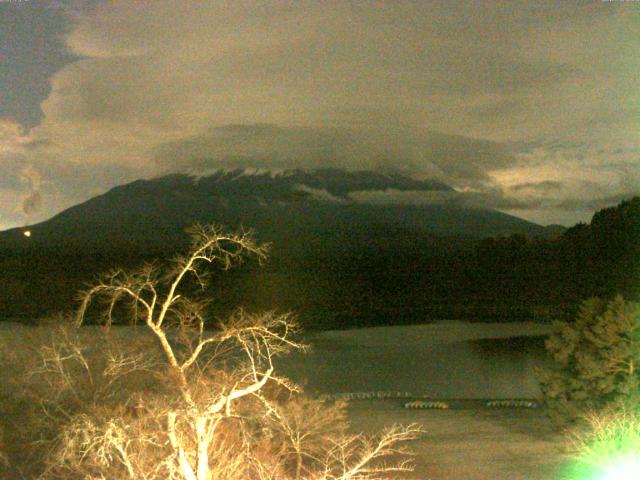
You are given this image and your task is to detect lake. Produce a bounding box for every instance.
[0,319,553,399]
[277,320,552,399]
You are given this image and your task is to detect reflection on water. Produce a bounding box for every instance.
[277,321,552,399]
[468,335,548,360]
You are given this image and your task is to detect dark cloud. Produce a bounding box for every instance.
[511,181,564,193]
[556,193,640,212]
[347,187,534,212]
[0,0,77,128]
[154,124,517,186]
[348,190,460,207]
[22,191,42,216]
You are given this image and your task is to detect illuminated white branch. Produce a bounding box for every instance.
[37,224,421,480]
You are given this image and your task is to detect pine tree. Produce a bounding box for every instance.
[537,295,640,426]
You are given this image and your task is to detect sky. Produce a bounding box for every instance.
[0,0,638,230]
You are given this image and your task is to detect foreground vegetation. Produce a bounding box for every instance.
[538,295,640,478]
[3,289,639,478]
[0,226,419,479]
[538,296,640,426]
[1,197,638,477]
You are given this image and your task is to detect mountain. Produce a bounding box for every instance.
[0,168,551,327]
[541,224,567,239]
[468,196,640,321]
[1,168,546,249]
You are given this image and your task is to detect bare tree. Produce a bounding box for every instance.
[29,225,420,479]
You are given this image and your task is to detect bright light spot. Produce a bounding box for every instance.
[601,456,640,480]
[23,230,31,237]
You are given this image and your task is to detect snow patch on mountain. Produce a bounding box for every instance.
[187,167,293,185]
[294,184,349,204]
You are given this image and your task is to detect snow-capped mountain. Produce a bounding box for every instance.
[0,168,546,250]
[0,168,559,327]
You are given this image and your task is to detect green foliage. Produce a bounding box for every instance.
[537,296,640,426]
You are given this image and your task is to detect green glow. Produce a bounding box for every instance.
[563,455,640,480]
[560,405,640,480]
[599,456,640,480]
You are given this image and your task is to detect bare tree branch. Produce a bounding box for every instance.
[29,225,419,480]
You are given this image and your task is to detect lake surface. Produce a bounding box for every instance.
[0,319,553,399]
[277,320,552,399]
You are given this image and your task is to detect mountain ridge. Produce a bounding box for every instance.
[0,168,562,327]
[2,168,544,245]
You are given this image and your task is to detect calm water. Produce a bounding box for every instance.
[277,320,552,399]
[0,319,552,399]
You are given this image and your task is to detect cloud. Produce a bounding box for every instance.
[0,121,44,224]
[19,164,43,218]
[343,188,553,225]
[295,184,347,204]
[0,118,142,226]
[0,119,33,158]
[510,181,564,193]
[39,1,635,147]
[485,140,640,224]
[22,191,42,217]
[20,164,41,192]
[0,1,638,229]
[349,189,460,207]
[346,167,639,227]
[153,124,516,187]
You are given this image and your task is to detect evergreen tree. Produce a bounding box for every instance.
[537,296,640,426]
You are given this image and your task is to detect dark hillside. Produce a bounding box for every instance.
[5,170,630,329]
[466,196,640,320]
